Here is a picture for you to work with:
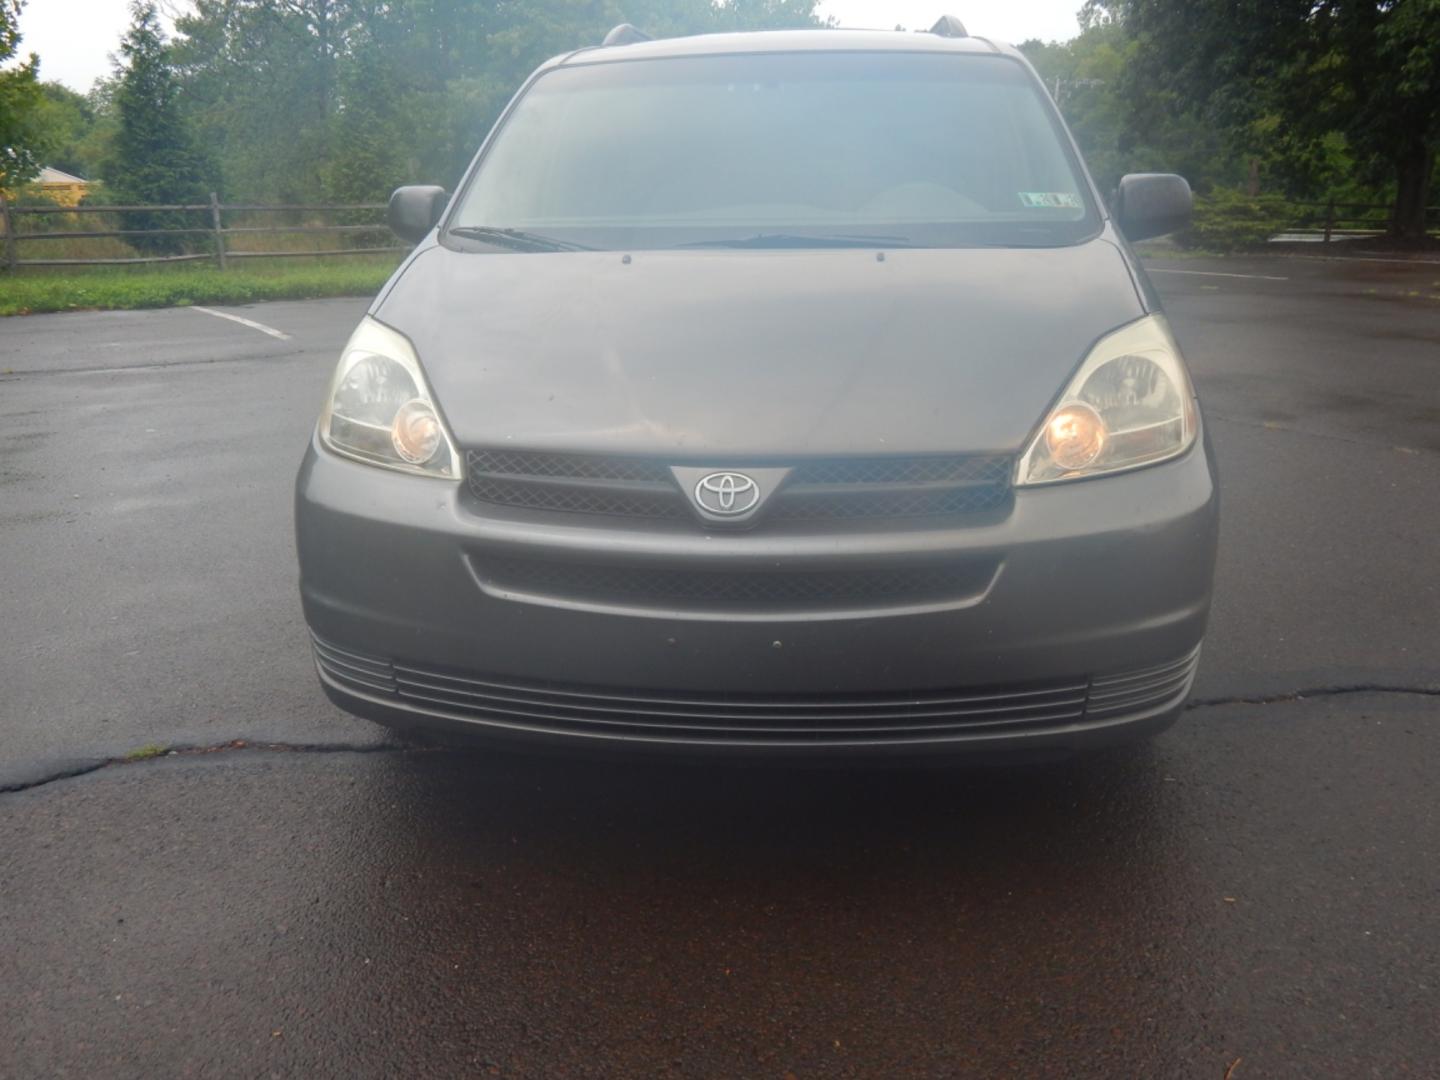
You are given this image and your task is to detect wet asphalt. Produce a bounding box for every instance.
[1,255,1438,1077]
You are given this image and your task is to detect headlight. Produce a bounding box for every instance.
[1017,314,1198,486]
[318,317,460,479]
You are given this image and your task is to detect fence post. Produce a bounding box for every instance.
[1323,198,1335,246]
[0,195,17,271]
[209,192,227,270]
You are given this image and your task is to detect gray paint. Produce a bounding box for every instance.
[297,27,1219,755]
[376,233,1146,458]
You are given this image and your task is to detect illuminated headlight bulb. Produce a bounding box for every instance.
[1016,316,1196,486]
[1045,402,1107,471]
[391,399,442,464]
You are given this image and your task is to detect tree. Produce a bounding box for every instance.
[173,1,344,201]
[323,36,407,204]
[1100,0,1440,240]
[1020,23,1244,195]
[104,2,211,251]
[33,83,106,180]
[170,0,827,202]
[0,0,46,189]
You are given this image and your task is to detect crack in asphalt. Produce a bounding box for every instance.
[3,683,1437,796]
[1188,684,1440,708]
[0,739,413,795]
[0,350,304,381]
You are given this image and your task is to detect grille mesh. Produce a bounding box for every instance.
[464,449,1012,524]
[467,476,689,519]
[468,449,671,484]
[791,456,1011,487]
[771,484,1009,520]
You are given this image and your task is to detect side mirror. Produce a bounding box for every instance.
[388,185,448,244]
[1114,174,1192,241]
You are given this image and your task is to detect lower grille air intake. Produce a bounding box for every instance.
[472,555,996,613]
[311,633,1200,745]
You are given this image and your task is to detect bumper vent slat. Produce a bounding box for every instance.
[389,664,1089,711]
[392,670,1088,725]
[311,639,397,693]
[390,684,1087,736]
[311,633,1102,742]
[1085,647,1202,718]
[312,634,1202,745]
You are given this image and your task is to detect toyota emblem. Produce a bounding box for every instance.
[694,472,761,516]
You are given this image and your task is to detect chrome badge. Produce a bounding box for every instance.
[694,472,761,516]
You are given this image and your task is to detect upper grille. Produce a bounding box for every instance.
[468,450,671,484]
[464,449,1012,524]
[774,454,1012,520]
[790,456,1007,486]
[465,449,686,520]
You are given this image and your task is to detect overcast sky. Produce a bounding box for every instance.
[818,1,1080,41]
[18,0,1082,93]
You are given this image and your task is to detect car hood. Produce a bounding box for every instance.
[375,238,1146,458]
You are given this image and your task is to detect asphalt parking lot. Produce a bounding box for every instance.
[2,254,1438,1077]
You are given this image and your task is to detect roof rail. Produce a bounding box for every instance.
[602,23,651,47]
[928,15,968,38]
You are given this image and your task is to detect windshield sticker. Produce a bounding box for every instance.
[1019,191,1082,209]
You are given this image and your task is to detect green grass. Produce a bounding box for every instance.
[0,256,403,316]
[1133,241,1227,260]
[122,744,168,763]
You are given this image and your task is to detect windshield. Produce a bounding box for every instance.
[449,51,1100,251]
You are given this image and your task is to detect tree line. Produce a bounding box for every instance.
[2,0,1437,240]
[1024,1,1439,239]
[4,0,824,212]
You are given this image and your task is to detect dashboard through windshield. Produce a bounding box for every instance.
[447,51,1101,251]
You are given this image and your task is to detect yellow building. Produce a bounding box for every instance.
[27,167,92,207]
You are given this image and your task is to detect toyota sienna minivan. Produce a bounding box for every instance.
[295,18,1219,757]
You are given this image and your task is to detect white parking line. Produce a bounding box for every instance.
[191,306,292,340]
[1147,268,1290,282]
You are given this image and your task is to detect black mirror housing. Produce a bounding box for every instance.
[1114,174,1193,241]
[388,185,449,244]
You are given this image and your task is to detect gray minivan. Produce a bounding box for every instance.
[294,18,1218,757]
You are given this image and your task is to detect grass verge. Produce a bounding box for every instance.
[0,257,403,317]
[1133,242,1227,260]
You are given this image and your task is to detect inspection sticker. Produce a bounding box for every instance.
[1018,191,1082,209]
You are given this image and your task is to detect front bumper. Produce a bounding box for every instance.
[295,430,1218,757]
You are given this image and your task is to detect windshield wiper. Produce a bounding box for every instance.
[447,226,594,252]
[676,233,916,250]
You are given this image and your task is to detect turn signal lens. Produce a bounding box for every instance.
[1044,403,1107,470]
[391,399,442,464]
[1017,315,1197,486]
[318,317,459,479]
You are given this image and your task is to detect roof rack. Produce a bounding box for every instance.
[602,23,652,47]
[928,15,968,38]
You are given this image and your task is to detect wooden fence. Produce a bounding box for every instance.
[1271,200,1438,244]
[0,193,404,270]
[1,194,1435,266]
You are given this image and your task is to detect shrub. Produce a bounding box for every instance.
[1178,188,1292,252]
